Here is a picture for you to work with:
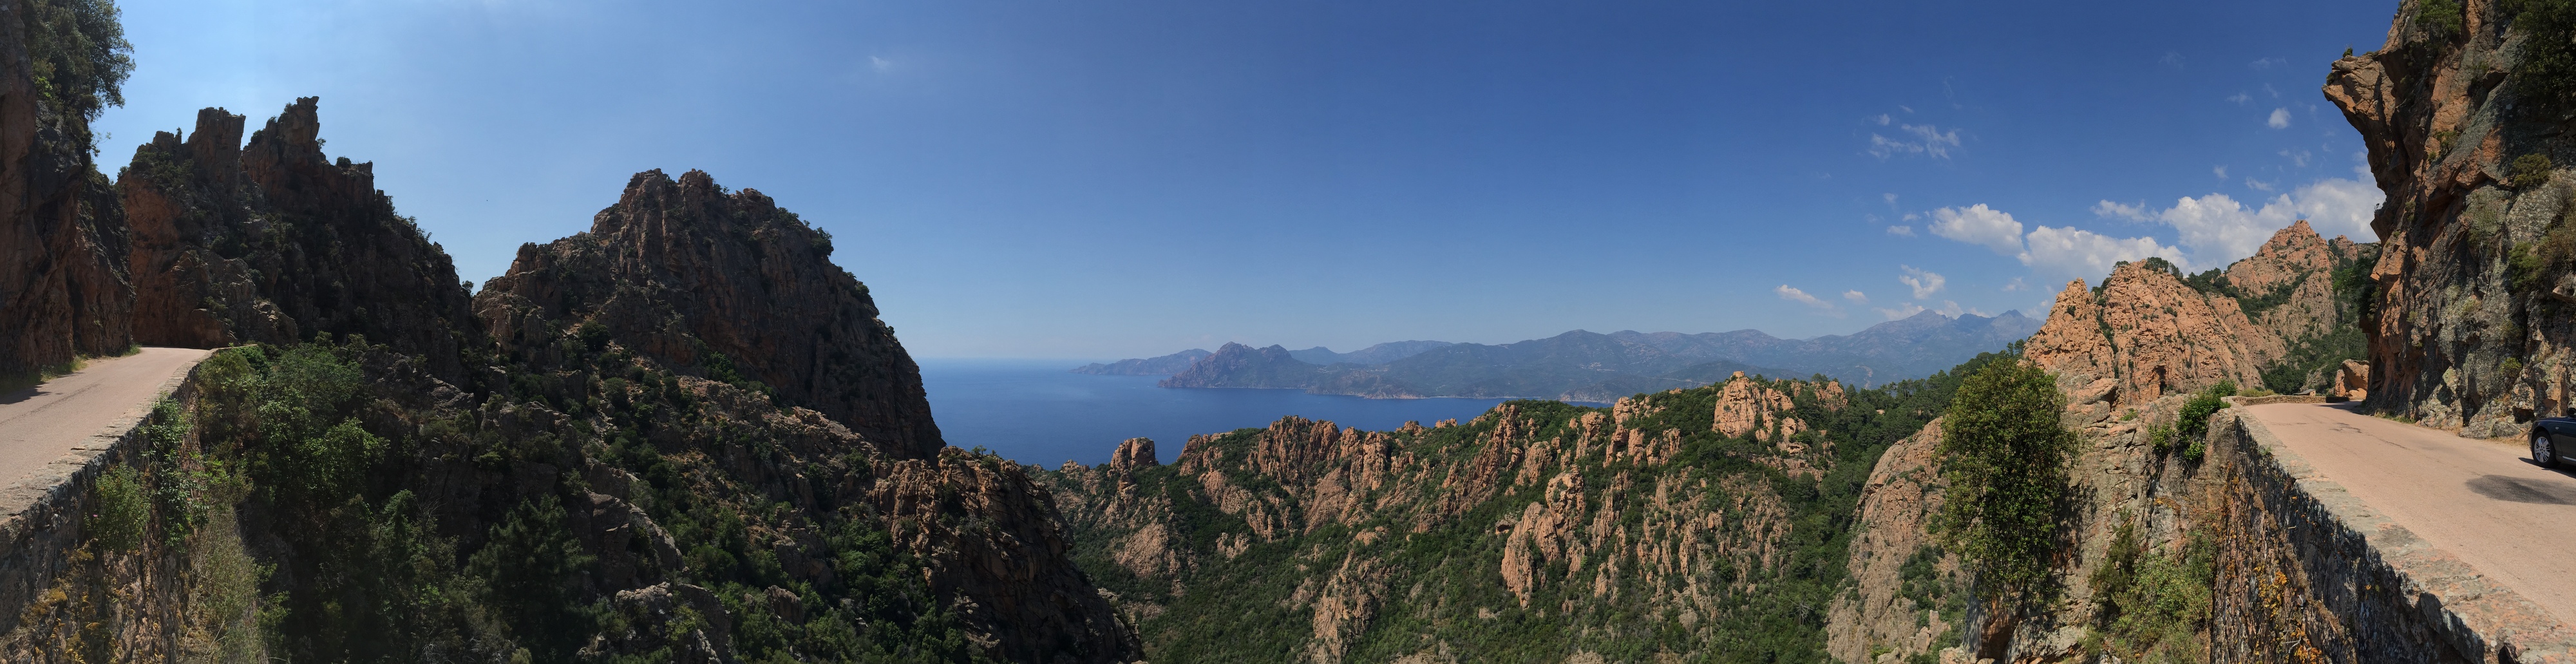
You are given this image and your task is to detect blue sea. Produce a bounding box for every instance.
[918,359,1509,467]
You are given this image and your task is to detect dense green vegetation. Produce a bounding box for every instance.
[19,0,132,151]
[1064,350,2022,663]
[71,338,999,663]
[2512,0,2576,106]
[1931,359,2073,596]
[2086,518,2216,663]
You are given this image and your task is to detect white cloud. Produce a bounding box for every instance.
[2105,173,2385,267]
[1776,285,1842,316]
[1899,104,1915,113]
[2019,225,2185,279]
[1871,114,1891,126]
[2292,176,2384,240]
[2161,52,2186,66]
[1899,265,1946,299]
[2092,200,2153,222]
[1883,193,1899,207]
[2251,57,2287,70]
[1885,225,1916,237]
[2268,108,2291,129]
[1868,124,1962,159]
[2155,193,2281,263]
[1875,303,1926,319]
[2264,83,2282,99]
[1843,290,1870,303]
[2213,165,2229,179]
[2279,148,2312,167]
[2226,92,2251,104]
[1929,204,2025,254]
[2002,276,2030,292]
[2244,177,2276,192]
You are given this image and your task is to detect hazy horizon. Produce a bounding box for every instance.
[96,0,2391,358]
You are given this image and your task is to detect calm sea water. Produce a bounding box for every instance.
[918,359,1508,467]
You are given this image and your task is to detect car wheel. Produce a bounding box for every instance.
[2537,435,2559,470]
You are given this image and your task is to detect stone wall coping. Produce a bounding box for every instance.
[2234,411,2576,663]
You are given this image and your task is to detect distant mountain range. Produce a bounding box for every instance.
[1070,348,1211,375]
[1089,310,2041,401]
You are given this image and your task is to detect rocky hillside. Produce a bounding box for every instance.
[2025,222,2373,403]
[475,169,943,459]
[2324,0,2576,436]
[1828,223,2378,663]
[1044,361,2000,663]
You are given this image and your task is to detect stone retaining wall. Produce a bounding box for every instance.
[2206,410,2576,663]
[0,360,198,639]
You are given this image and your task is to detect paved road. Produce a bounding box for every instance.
[0,347,211,491]
[2244,403,2576,627]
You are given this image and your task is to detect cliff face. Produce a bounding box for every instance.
[2324,0,2576,435]
[117,100,475,379]
[0,0,133,380]
[475,169,943,459]
[1045,370,1977,663]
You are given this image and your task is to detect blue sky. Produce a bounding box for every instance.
[96,0,2397,359]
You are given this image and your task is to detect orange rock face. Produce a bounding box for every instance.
[2322,0,2576,435]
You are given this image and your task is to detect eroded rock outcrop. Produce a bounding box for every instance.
[116,100,475,377]
[475,169,942,458]
[2025,223,2371,405]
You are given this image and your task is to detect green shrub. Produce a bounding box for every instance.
[2088,518,2217,661]
[2512,0,2576,106]
[2177,382,2236,462]
[88,465,149,553]
[2420,0,2466,37]
[1933,360,2074,594]
[2512,154,2555,188]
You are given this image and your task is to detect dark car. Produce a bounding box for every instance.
[2533,415,2576,468]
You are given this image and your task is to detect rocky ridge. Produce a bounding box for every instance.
[118,100,477,378]
[2023,223,2372,406]
[475,169,943,459]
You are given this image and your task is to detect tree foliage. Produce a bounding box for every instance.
[1932,359,2073,595]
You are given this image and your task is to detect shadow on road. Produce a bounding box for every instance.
[0,385,41,406]
[2473,473,2576,504]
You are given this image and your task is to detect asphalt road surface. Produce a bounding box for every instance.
[0,347,211,491]
[2244,403,2576,627]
